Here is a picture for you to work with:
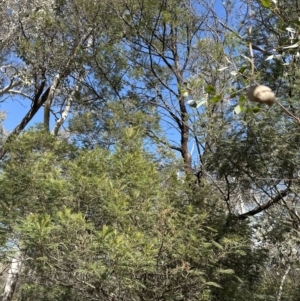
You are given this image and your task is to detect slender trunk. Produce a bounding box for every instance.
[277,264,291,301]
[179,95,193,175]
[44,73,62,132]
[0,251,23,301]
[51,71,84,136]
[171,26,193,176]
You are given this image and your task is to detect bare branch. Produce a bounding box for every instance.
[8,90,31,100]
[0,80,22,97]
[238,188,290,220]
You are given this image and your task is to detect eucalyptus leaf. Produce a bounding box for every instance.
[260,0,271,8]
[234,104,242,114]
[218,66,229,71]
[205,85,216,93]
[196,100,207,107]
[209,95,222,103]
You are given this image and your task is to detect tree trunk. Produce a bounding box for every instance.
[0,251,23,301]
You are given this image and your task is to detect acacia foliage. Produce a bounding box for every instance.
[0,128,265,301]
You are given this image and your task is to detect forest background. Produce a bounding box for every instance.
[0,0,299,300]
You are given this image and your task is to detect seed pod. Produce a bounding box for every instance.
[246,85,275,107]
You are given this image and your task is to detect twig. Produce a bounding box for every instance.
[274,98,300,124]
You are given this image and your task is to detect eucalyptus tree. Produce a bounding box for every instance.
[192,0,300,298]
[0,0,127,145]
[90,0,288,220]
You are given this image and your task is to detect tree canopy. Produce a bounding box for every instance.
[0,0,300,300]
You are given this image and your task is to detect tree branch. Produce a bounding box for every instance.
[218,20,272,55]
[0,82,50,159]
[0,80,22,97]
[238,188,290,219]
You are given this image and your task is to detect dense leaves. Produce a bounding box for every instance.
[0,129,264,301]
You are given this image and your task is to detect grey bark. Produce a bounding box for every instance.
[0,251,23,301]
